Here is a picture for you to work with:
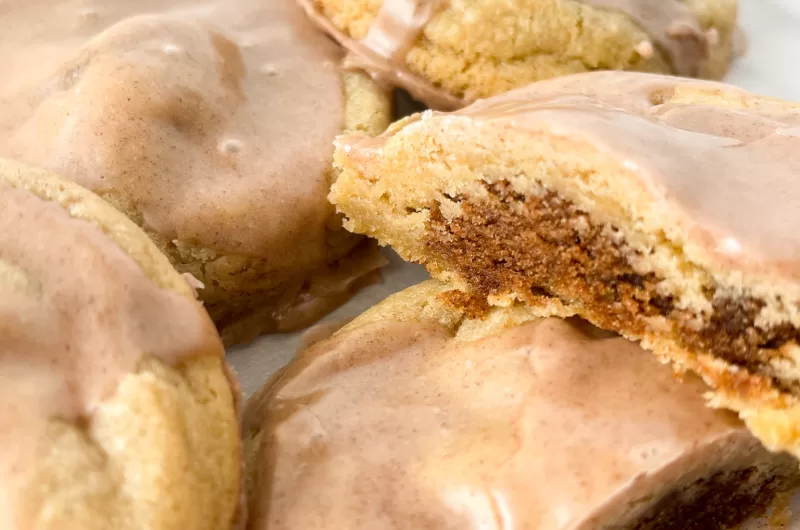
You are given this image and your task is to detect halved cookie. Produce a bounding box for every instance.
[0,0,392,345]
[0,159,241,530]
[331,71,800,460]
[298,0,738,109]
[243,281,799,530]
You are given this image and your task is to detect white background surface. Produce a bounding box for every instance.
[228,1,800,526]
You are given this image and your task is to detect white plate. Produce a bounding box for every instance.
[228,0,800,525]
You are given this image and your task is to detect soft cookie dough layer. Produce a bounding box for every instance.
[243,281,799,530]
[0,0,391,345]
[297,0,737,108]
[0,159,241,530]
[331,71,800,460]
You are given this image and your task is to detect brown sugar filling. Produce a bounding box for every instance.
[425,181,800,393]
[626,462,800,530]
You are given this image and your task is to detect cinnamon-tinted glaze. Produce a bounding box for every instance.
[0,181,223,508]
[245,316,753,529]
[0,0,345,271]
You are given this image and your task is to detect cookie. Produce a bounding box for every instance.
[0,158,241,530]
[297,0,738,109]
[330,70,800,461]
[0,0,392,345]
[243,281,799,530]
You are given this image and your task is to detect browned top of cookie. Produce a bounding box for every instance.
[245,310,750,529]
[338,71,800,283]
[297,0,709,108]
[0,0,345,268]
[0,170,223,498]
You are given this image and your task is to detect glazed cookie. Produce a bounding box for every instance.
[243,281,799,530]
[0,0,392,345]
[330,71,800,460]
[297,0,738,109]
[0,159,241,530]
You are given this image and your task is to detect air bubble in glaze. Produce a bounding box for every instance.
[219,139,244,154]
[260,64,279,76]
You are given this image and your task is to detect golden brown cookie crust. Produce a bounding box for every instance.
[0,159,242,530]
[303,0,737,106]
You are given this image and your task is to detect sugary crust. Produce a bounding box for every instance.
[335,279,575,339]
[305,0,737,103]
[0,161,242,530]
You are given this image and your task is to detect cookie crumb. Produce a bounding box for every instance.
[182,272,205,296]
[437,289,489,319]
[635,40,654,59]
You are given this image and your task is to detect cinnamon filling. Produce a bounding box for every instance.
[426,180,800,393]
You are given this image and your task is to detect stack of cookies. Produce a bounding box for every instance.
[2,0,799,529]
